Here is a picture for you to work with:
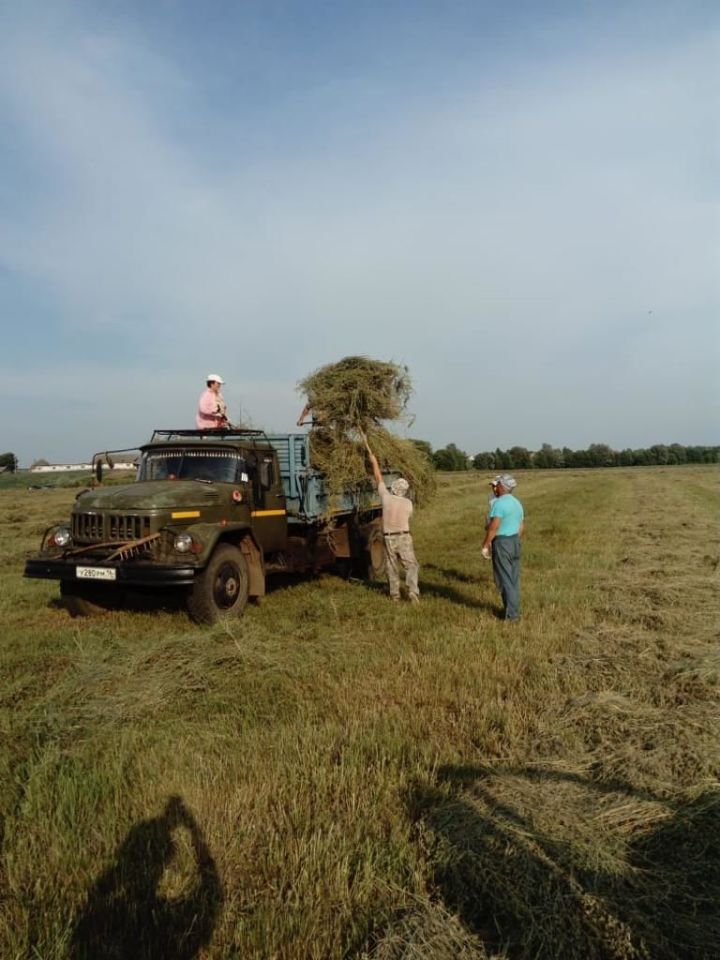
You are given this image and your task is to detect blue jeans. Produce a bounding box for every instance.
[492,535,521,620]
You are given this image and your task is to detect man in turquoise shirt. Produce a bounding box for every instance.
[481,474,524,621]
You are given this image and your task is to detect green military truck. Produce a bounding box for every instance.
[24,428,391,623]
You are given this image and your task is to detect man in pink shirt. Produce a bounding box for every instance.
[196,374,229,430]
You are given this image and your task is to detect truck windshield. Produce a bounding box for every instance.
[139,449,243,483]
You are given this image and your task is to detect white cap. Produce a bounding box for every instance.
[206,373,225,384]
[490,473,517,490]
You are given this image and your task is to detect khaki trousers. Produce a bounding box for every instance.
[384,533,419,599]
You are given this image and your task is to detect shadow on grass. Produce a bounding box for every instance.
[48,571,336,617]
[49,588,187,616]
[405,766,720,960]
[352,572,497,612]
[423,562,479,585]
[47,566,500,618]
[418,582,497,612]
[70,795,222,960]
[420,563,501,612]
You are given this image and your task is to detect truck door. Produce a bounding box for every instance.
[250,452,287,551]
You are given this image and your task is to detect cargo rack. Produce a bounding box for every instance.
[150,428,267,442]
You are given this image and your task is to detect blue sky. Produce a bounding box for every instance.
[1,0,717,465]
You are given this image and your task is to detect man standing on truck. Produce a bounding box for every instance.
[481,474,524,621]
[365,442,420,603]
[196,374,229,430]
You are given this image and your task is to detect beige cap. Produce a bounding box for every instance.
[206,373,225,384]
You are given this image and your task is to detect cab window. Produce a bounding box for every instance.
[139,449,242,483]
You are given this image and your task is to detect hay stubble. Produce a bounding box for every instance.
[0,466,717,959]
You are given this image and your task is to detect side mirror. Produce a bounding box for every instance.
[94,458,103,484]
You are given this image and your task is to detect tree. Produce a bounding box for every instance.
[0,452,18,473]
[534,443,561,469]
[561,447,576,468]
[508,446,532,469]
[472,451,495,471]
[668,444,687,465]
[410,439,434,462]
[494,447,512,470]
[433,443,469,471]
[588,443,618,467]
[648,444,670,466]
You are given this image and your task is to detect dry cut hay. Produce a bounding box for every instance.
[298,357,436,505]
[299,356,413,425]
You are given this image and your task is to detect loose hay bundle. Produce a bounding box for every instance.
[297,356,435,505]
[298,355,413,425]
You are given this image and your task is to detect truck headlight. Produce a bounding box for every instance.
[174,533,193,553]
[53,526,72,548]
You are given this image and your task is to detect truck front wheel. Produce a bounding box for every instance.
[187,544,249,624]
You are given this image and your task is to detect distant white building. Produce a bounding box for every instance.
[30,462,137,473]
[30,463,92,473]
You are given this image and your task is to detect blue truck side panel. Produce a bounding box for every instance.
[264,433,391,524]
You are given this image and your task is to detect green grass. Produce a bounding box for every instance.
[0,470,135,491]
[1,467,718,959]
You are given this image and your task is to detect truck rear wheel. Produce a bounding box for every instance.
[350,523,387,580]
[187,544,249,624]
[367,526,387,580]
[60,580,117,617]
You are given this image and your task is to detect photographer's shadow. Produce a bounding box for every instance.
[407,765,720,960]
[71,795,223,960]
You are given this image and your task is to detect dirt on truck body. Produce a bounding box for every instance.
[24,428,391,623]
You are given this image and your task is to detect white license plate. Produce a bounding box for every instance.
[76,566,117,581]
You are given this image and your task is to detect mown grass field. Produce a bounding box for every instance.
[1,466,718,960]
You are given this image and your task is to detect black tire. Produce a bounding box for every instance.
[187,543,249,624]
[60,580,117,617]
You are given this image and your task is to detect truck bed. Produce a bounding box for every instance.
[265,433,390,523]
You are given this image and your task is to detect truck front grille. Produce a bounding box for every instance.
[73,513,103,541]
[73,513,152,543]
[108,514,152,540]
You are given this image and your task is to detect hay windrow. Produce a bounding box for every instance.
[297,357,436,505]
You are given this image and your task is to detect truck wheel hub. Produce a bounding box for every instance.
[215,565,240,606]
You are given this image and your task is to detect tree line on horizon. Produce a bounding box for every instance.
[3,442,717,479]
[415,441,720,472]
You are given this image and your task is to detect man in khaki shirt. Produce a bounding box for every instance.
[366,444,420,603]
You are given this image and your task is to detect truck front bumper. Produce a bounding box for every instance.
[24,558,197,587]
